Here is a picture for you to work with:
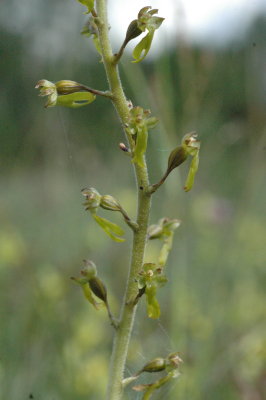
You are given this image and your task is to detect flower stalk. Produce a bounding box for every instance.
[94,1,153,398]
[35,1,200,398]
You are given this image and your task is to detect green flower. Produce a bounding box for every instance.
[160,132,201,192]
[138,263,167,319]
[132,7,164,63]
[35,79,96,108]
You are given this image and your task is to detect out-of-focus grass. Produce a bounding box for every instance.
[0,163,136,400]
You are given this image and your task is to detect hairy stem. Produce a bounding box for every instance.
[95,1,152,399]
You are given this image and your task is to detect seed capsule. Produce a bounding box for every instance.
[167,146,188,175]
[124,19,142,45]
[100,195,122,212]
[55,80,85,95]
[88,276,107,303]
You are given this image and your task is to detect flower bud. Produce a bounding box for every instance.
[100,195,122,212]
[80,259,97,279]
[82,187,101,210]
[141,357,166,373]
[119,143,129,152]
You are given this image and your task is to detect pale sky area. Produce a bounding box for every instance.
[1,0,266,61]
[110,0,266,46]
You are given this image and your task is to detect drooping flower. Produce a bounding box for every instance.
[35,79,96,108]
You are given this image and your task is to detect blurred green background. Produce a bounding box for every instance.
[1,1,266,399]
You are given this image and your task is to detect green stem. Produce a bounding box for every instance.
[79,84,113,98]
[95,1,152,399]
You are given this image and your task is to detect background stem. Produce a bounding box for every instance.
[95,1,152,399]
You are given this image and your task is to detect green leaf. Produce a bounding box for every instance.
[56,91,96,108]
[184,151,199,192]
[131,126,148,168]
[132,31,154,63]
[76,0,94,14]
[93,214,125,242]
